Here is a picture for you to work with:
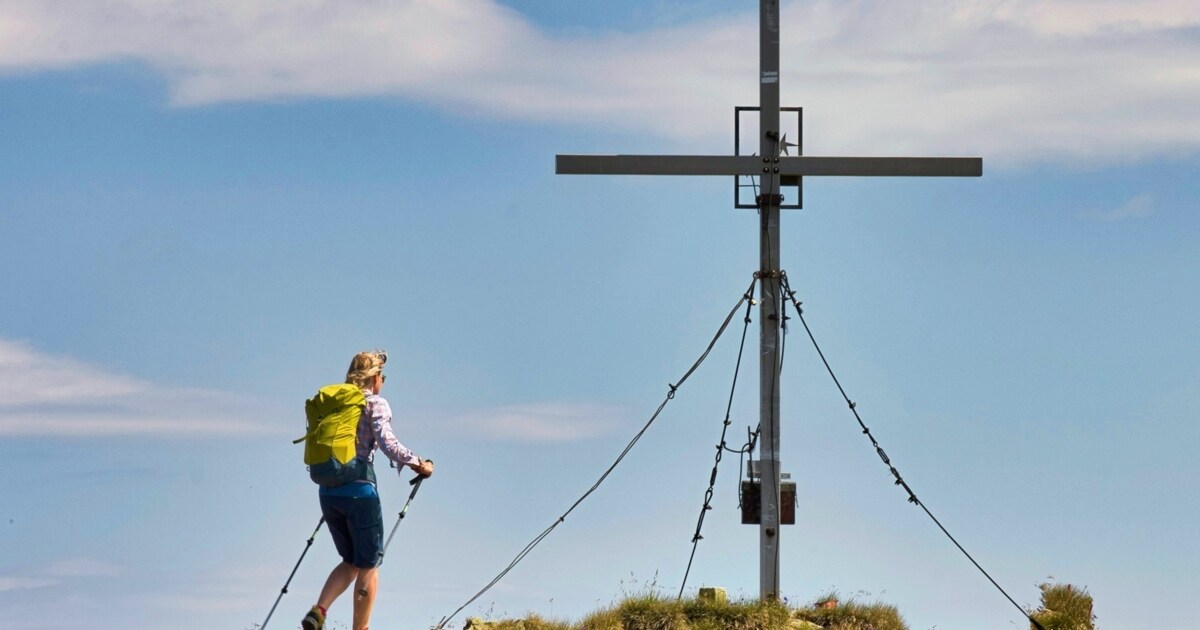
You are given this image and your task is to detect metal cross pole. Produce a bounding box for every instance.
[556,0,981,601]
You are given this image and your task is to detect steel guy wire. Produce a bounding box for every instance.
[777,271,1047,630]
[435,278,758,630]
[733,424,761,510]
[678,283,757,599]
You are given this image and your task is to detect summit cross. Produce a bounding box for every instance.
[555,0,981,600]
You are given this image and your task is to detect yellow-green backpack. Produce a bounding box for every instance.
[294,383,375,487]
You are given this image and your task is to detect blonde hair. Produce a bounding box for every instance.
[345,350,387,388]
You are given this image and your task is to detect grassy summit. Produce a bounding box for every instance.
[460,581,1095,630]
[462,592,907,630]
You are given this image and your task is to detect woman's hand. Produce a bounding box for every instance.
[410,458,434,477]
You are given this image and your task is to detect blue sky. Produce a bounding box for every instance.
[1,1,1198,628]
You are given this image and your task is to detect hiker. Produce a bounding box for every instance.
[302,350,435,630]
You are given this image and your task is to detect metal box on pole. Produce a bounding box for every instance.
[741,460,795,525]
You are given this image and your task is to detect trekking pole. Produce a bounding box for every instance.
[355,464,431,597]
[260,517,324,630]
[381,470,428,565]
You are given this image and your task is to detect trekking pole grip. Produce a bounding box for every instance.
[410,458,433,486]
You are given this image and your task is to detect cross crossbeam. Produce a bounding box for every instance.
[557,155,982,178]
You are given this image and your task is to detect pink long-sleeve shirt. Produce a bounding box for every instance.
[356,391,420,469]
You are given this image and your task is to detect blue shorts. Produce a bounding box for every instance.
[319,492,384,569]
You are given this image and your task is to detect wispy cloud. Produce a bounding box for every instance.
[453,402,625,443]
[1078,192,1156,222]
[1099,193,1155,222]
[0,339,278,437]
[143,563,297,616]
[43,558,123,578]
[0,577,57,592]
[0,557,122,594]
[1,0,1198,165]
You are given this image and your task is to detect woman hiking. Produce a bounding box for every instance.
[301,350,435,630]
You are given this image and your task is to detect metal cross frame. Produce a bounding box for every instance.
[555,0,981,600]
[735,106,802,208]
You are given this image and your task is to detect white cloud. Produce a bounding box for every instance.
[1091,192,1155,222]
[0,558,121,598]
[0,338,278,437]
[0,338,143,407]
[43,558,124,578]
[0,0,1198,165]
[455,402,625,443]
[0,577,57,592]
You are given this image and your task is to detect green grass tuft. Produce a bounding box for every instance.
[576,593,792,629]
[792,592,908,630]
[465,612,573,629]
[1029,582,1095,630]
